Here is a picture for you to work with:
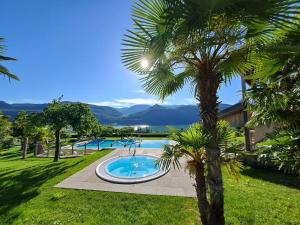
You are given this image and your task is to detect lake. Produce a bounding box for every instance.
[114,124,191,133]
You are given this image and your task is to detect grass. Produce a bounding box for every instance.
[0,148,300,225]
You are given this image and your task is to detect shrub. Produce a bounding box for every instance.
[256,130,300,175]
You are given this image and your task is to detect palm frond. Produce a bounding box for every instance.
[0,37,19,81]
[157,144,183,170]
[140,66,194,99]
[0,65,19,80]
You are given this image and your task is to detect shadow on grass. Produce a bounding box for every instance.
[0,159,82,223]
[0,149,22,161]
[241,167,300,189]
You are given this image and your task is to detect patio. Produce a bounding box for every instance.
[55,148,197,197]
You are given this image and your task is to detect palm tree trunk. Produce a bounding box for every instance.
[54,129,61,162]
[197,71,225,225]
[195,161,209,225]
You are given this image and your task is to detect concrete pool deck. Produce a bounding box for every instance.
[55,148,197,197]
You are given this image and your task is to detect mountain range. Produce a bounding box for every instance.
[0,101,231,125]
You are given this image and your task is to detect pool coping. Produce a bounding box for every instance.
[96,155,170,184]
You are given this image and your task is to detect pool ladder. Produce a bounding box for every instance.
[128,139,142,156]
[128,141,137,156]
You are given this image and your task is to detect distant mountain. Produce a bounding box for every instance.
[0,101,232,125]
[118,104,231,125]
[119,104,200,125]
[0,101,122,124]
[88,105,122,124]
[0,101,12,108]
[0,102,48,119]
[117,104,151,115]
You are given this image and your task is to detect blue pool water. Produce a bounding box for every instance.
[106,156,160,178]
[76,139,169,149]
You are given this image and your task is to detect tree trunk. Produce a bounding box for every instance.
[197,70,225,225]
[54,129,61,162]
[195,161,209,225]
[34,142,38,157]
[22,137,28,159]
[241,75,251,151]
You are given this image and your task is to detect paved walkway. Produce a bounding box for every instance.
[55,149,196,197]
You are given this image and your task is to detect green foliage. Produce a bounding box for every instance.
[118,126,135,137]
[159,121,243,176]
[90,124,102,139]
[29,126,53,148]
[13,111,42,137]
[0,113,13,149]
[43,98,99,135]
[0,37,19,80]
[43,98,100,161]
[13,111,49,148]
[257,130,300,175]
[68,103,99,137]
[245,28,300,176]
[43,99,72,132]
[100,126,134,138]
[101,126,116,137]
[246,38,300,129]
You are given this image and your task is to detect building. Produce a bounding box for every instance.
[219,102,273,145]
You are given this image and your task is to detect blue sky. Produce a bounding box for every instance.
[1,0,242,108]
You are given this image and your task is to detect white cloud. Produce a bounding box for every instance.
[134,89,145,94]
[90,98,167,108]
[185,98,198,105]
[6,99,47,104]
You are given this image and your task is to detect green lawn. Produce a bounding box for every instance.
[0,148,300,225]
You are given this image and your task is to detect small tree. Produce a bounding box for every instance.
[119,127,134,138]
[159,121,242,225]
[13,111,45,158]
[90,124,102,140]
[43,98,99,162]
[0,112,13,149]
[30,126,53,156]
[101,126,115,137]
[69,103,100,138]
[13,111,30,158]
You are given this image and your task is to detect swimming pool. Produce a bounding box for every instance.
[75,139,169,149]
[106,155,160,178]
[96,155,169,183]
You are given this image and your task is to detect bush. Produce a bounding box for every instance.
[251,130,300,175]
[131,133,168,137]
[0,136,14,149]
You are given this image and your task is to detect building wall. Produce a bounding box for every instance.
[254,126,273,143]
[220,111,244,128]
[220,109,273,146]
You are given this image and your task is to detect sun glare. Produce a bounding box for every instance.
[141,58,149,68]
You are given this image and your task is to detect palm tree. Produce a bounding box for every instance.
[122,1,299,224]
[159,121,241,225]
[0,37,19,80]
